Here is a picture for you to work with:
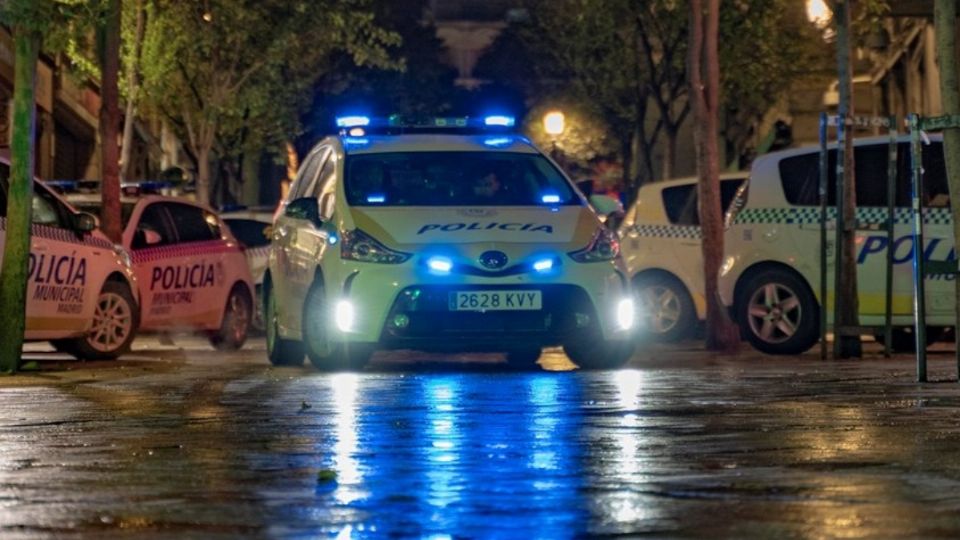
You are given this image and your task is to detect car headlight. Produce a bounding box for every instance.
[340,229,411,264]
[113,244,133,269]
[568,228,620,262]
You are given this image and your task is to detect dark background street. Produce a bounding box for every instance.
[3,339,960,538]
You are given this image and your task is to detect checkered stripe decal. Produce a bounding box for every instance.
[631,224,702,239]
[0,216,115,249]
[131,239,238,264]
[735,207,953,226]
[244,245,270,261]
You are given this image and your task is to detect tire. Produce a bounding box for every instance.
[877,327,941,353]
[58,281,139,360]
[209,284,252,351]
[302,282,371,371]
[736,268,818,355]
[563,337,635,370]
[505,346,542,369]
[634,273,696,342]
[265,281,304,366]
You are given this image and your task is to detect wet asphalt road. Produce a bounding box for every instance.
[6,338,960,538]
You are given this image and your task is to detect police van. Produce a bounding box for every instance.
[0,157,140,359]
[65,191,256,350]
[265,115,637,370]
[721,135,952,354]
[619,172,747,341]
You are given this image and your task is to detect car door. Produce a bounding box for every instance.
[24,182,107,337]
[272,146,330,332]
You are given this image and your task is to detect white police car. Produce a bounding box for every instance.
[264,115,637,370]
[0,158,140,359]
[619,173,747,341]
[66,191,256,350]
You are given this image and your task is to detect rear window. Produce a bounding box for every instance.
[345,152,580,207]
[73,202,137,226]
[661,178,746,226]
[778,142,948,208]
[225,218,271,248]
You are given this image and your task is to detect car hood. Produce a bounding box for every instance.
[348,206,598,248]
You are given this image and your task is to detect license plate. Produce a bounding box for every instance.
[449,290,542,311]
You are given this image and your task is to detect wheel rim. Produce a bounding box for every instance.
[226,292,250,343]
[639,285,682,334]
[87,291,133,353]
[746,282,802,344]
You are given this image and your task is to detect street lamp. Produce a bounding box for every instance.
[543,111,565,161]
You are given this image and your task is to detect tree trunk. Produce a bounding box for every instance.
[690,0,739,352]
[834,0,862,358]
[98,0,122,243]
[196,145,212,207]
[934,0,960,370]
[0,28,40,372]
[120,0,146,181]
[662,126,677,180]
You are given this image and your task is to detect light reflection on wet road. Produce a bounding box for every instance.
[4,343,960,537]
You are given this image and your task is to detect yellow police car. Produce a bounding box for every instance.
[0,159,140,359]
[264,115,637,370]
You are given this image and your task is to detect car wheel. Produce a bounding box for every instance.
[265,283,304,366]
[505,346,542,369]
[563,337,635,370]
[209,285,252,351]
[302,282,371,371]
[737,268,818,355]
[634,273,696,342]
[877,327,942,353]
[60,281,139,360]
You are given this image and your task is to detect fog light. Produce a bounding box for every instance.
[392,313,409,329]
[533,258,554,272]
[335,300,355,332]
[427,256,453,274]
[616,298,635,331]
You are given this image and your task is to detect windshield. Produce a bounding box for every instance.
[344,152,580,207]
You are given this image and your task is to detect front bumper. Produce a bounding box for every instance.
[328,258,634,347]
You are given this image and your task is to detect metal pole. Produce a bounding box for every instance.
[819,113,829,361]
[884,116,896,358]
[909,114,928,381]
[833,115,846,360]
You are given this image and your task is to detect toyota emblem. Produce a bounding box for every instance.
[479,250,509,270]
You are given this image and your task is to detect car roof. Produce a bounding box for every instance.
[338,134,541,155]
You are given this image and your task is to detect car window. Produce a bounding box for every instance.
[661,178,745,226]
[165,202,219,243]
[289,147,328,202]
[132,203,176,249]
[779,143,929,208]
[32,184,67,228]
[225,218,271,248]
[313,153,338,219]
[345,152,579,206]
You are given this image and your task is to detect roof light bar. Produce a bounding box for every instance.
[336,116,371,128]
[484,115,515,127]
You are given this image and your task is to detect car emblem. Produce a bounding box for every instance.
[479,250,509,269]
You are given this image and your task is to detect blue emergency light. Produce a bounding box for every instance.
[336,116,371,128]
[483,115,516,127]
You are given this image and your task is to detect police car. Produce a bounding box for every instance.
[0,158,140,359]
[618,173,747,341]
[64,189,256,350]
[220,206,274,332]
[265,115,637,370]
[721,135,953,354]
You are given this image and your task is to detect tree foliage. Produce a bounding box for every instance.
[136,0,401,204]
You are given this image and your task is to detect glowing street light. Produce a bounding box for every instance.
[543,111,565,136]
[806,0,831,27]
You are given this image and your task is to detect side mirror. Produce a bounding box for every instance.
[589,194,624,218]
[144,229,163,246]
[285,197,322,226]
[72,212,98,233]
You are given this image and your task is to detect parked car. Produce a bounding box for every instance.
[67,192,256,350]
[221,206,274,331]
[721,135,952,354]
[618,173,747,341]
[0,157,140,359]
